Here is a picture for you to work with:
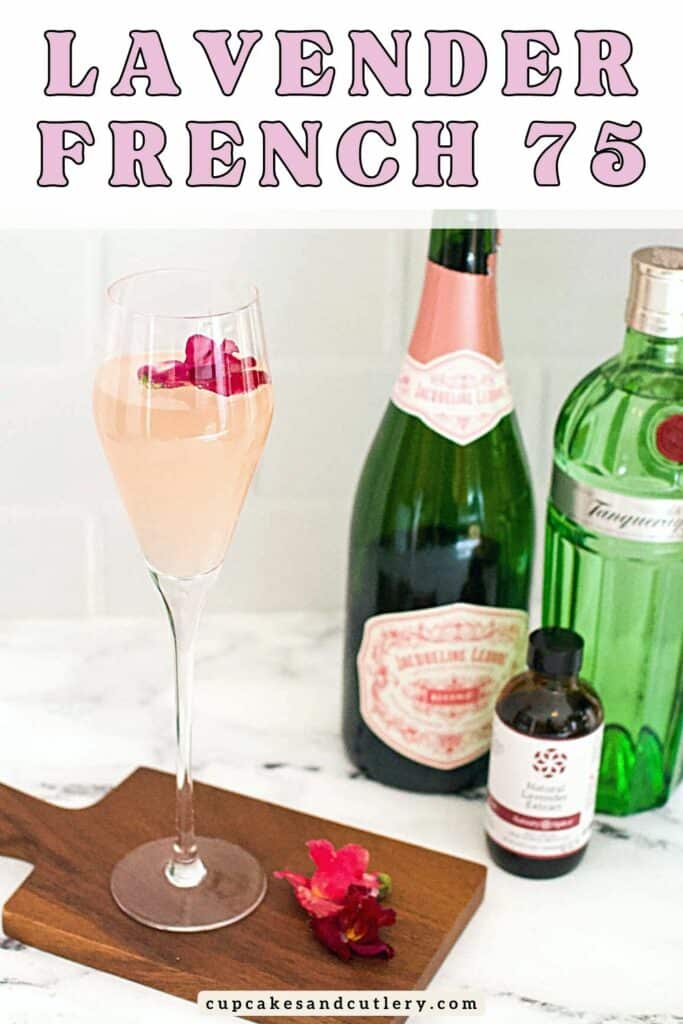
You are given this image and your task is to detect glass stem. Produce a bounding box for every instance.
[151,566,219,889]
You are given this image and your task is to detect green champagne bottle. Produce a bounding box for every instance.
[342,219,535,793]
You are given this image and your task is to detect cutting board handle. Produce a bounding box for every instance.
[0,782,58,862]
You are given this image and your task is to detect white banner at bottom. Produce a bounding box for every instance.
[198,990,484,1017]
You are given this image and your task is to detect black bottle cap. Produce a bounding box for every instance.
[527,627,584,676]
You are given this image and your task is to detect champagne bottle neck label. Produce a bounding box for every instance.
[551,464,683,544]
[392,259,512,443]
[485,715,604,860]
[357,602,528,771]
[391,351,513,444]
[409,260,503,363]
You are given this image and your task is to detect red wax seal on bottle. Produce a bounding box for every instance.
[655,415,683,464]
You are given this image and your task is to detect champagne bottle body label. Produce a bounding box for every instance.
[358,601,527,770]
[486,715,604,860]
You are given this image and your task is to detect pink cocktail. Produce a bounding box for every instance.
[93,270,273,932]
[94,353,272,578]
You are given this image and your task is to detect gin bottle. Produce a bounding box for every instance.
[543,247,683,815]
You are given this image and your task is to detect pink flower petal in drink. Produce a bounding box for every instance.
[248,369,270,389]
[138,360,190,388]
[223,352,243,370]
[140,334,268,396]
[185,334,216,366]
[190,360,219,384]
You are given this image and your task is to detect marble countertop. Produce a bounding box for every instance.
[0,612,680,1024]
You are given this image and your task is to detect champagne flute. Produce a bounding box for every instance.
[93,269,273,931]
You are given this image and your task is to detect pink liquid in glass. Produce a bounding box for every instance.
[94,355,273,578]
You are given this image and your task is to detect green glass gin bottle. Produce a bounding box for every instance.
[544,246,683,815]
[343,221,535,793]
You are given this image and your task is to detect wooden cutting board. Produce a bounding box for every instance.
[0,768,486,1024]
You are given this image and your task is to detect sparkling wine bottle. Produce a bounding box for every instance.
[342,218,535,793]
[543,246,683,815]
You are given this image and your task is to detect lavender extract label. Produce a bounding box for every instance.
[551,465,683,544]
[486,715,604,860]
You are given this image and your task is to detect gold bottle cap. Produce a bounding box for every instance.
[625,246,683,338]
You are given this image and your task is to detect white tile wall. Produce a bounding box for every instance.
[1,228,682,618]
[0,233,101,367]
[0,509,92,617]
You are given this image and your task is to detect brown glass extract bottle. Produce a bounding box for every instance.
[485,628,604,879]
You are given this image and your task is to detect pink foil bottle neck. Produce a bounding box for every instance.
[407,257,504,364]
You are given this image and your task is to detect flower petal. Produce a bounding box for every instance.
[378,906,397,928]
[272,870,309,890]
[295,887,343,919]
[309,872,352,902]
[348,940,395,959]
[306,839,337,871]
[310,917,352,961]
[335,843,371,877]
[138,360,190,388]
[185,334,216,365]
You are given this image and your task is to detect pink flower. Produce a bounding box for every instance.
[274,839,381,919]
[275,839,397,962]
[310,886,396,962]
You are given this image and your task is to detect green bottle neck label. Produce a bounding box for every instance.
[551,465,683,543]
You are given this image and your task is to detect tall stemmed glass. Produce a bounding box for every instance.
[93,269,273,931]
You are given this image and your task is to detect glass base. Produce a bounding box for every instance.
[110,837,267,932]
